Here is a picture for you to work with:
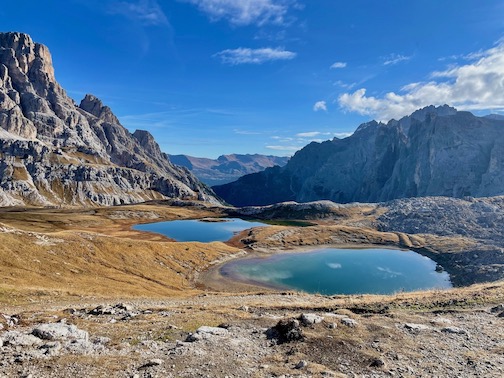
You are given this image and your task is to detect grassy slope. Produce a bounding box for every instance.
[0,203,238,304]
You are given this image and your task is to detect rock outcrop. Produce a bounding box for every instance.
[0,32,217,206]
[169,153,289,186]
[214,105,504,206]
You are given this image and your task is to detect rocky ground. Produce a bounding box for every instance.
[1,287,503,377]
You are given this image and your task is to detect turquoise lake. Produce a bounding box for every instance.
[132,218,265,242]
[221,248,452,295]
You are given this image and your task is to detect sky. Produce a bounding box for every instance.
[2,0,504,158]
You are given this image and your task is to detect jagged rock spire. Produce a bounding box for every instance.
[0,32,219,206]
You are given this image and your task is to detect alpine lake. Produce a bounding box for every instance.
[133,218,452,295]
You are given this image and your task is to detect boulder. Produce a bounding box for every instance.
[300,313,324,325]
[32,323,89,342]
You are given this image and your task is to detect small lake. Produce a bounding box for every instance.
[132,218,265,242]
[221,248,452,295]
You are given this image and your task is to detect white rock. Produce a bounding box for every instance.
[1,331,43,347]
[32,323,89,342]
[186,326,229,342]
[301,313,324,325]
[404,323,430,332]
[196,326,229,336]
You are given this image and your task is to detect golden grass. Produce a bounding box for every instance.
[0,229,237,303]
[0,204,236,303]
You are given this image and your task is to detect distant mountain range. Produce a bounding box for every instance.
[169,154,289,186]
[0,32,217,206]
[214,105,504,206]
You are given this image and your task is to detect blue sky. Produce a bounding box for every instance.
[2,1,504,158]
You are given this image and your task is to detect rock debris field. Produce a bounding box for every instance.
[1,293,503,377]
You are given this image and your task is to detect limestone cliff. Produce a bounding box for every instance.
[0,32,217,206]
[214,105,504,206]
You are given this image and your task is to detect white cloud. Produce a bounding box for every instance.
[296,131,332,141]
[338,41,504,121]
[110,0,168,26]
[214,47,296,65]
[296,131,322,138]
[182,0,293,26]
[330,61,347,69]
[233,129,262,135]
[266,145,303,153]
[383,53,411,66]
[313,100,327,112]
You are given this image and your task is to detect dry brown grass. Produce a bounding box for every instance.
[0,203,237,304]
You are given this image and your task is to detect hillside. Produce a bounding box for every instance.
[214,105,504,206]
[0,32,217,206]
[169,153,289,186]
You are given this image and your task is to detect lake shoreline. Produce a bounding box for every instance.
[197,243,450,295]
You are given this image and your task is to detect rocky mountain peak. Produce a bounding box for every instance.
[0,32,218,206]
[354,120,382,135]
[409,104,457,122]
[132,129,163,157]
[0,32,55,83]
[79,94,119,124]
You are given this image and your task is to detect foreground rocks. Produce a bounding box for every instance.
[1,294,503,377]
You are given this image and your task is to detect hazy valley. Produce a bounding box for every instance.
[168,153,289,186]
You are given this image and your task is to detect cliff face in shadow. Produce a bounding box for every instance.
[214,106,504,206]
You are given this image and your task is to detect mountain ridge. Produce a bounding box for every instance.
[168,153,289,186]
[214,105,504,206]
[0,32,218,206]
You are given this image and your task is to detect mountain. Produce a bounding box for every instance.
[168,153,289,186]
[214,105,504,206]
[0,32,218,206]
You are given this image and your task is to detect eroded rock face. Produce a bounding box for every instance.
[214,105,504,206]
[0,32,218,206]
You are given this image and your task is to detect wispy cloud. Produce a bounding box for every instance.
[214,47,296,65]
[268,130,341,153]
[382,53,412,66]
[313,100,327,112]
[330,61,347,69]
[109,0,168,26]
[333,80,356,89]
[233,129,263,135]
[296,131,326,138]
[339,41,504,121]
[266,145,303,152]
[181,0,294,26]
